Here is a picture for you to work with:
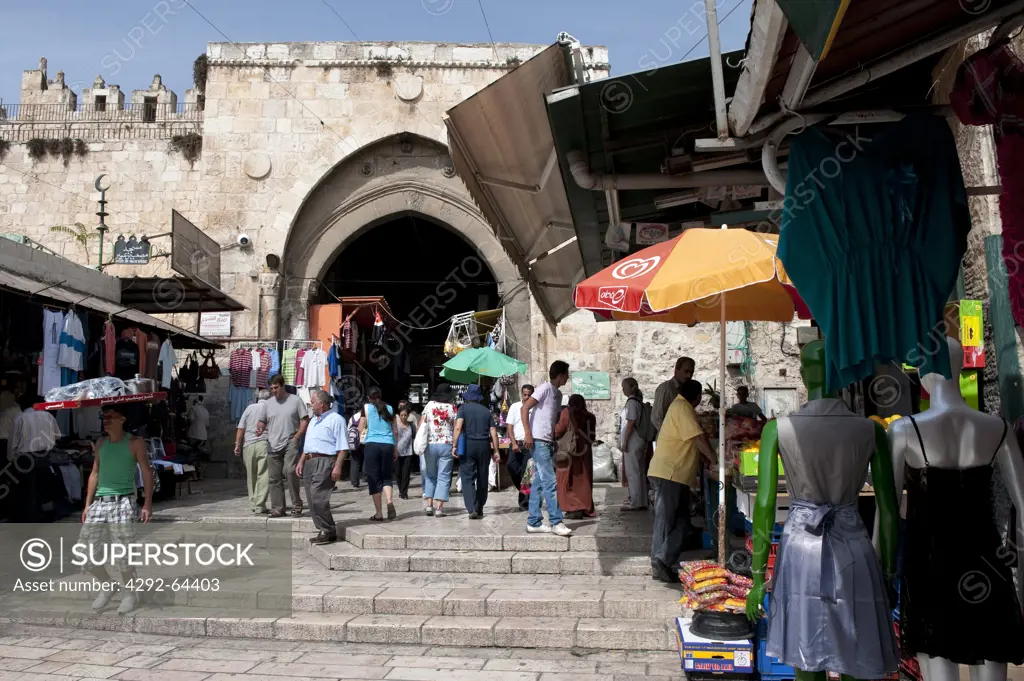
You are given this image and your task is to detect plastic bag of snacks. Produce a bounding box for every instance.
[698,598,747,614]
[680,560,728,584]
[679,591,728,609]
[728,572,754,589]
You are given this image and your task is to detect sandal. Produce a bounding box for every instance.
[290,508,303,517]
[387,503,397,520]
[369,515,384,521]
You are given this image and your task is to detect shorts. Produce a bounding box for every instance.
[78,496,138,570]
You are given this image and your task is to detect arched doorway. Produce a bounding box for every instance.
[275,132,532,402]
[315,212,499,404]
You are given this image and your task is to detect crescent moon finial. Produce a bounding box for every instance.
[94,174,110,192]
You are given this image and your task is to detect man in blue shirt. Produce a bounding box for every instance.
[296,390,349,544]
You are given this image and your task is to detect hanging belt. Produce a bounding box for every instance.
[791,499,858,604]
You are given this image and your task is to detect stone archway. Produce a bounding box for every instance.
[275,133,531,360]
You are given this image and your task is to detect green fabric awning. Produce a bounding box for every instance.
[440,347,527,384]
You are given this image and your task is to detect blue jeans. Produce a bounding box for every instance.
[527,440,563,527]
[422,443,453,502]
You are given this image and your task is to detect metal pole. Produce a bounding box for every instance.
[718,223,728,565]
[94,174,110,271]
[704,0,730,140]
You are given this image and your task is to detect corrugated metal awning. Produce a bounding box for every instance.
[0,269,222,349]
[445,43,582,325]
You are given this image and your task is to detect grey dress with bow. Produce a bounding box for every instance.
[766,398,898,678]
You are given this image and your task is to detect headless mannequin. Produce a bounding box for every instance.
[746,340,899,681]
[887,337,1024,681]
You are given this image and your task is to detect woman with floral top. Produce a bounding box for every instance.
[419,384,458,517]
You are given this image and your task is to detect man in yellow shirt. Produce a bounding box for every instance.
[649,379,716,582]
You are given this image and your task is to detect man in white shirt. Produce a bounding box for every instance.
[504,384,534,510]
[187,397,210,451]
[6,394,62,522]
[521,362,572,536]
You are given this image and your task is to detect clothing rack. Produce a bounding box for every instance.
[233,340,279,350]
[283,339,322,350]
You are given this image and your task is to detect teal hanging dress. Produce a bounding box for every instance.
[778,115,970,392]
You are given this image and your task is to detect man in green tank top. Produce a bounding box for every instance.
[79,404,153,615]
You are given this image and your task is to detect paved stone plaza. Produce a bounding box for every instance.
[3,478,702,654]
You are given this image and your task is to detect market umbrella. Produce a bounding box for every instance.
[574,226,808,564]
[440,346,527,384]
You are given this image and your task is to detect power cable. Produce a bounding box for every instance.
[475,0,500,62]
[679,0,748,63]
[318,0,360,40]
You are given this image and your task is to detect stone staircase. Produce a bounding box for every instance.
[3,486,704,652]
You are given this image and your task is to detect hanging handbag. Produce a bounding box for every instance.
[199,351,220,380]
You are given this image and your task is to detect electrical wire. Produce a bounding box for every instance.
[318,0,360,40]
[679,0,748,63]
[475,0,500,62]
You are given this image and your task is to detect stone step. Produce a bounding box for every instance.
[344,525,654,553]
[3,607,680,651]
[309,542,658,576]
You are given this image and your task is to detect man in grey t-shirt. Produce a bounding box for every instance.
[521,361,572,537]
[234,390,269,514]
[266,375,309,517]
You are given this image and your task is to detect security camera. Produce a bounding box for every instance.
[236,233,252,248]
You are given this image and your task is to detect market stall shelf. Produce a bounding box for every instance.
[32,391,167,410]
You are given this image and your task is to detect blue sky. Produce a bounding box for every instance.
[0,0,753,103]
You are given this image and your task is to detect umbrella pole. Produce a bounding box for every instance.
[718,286,727,566]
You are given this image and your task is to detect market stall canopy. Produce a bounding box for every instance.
[0,268,221,349]
[445,42,595,325]
[440,346,527,385]
[0,237,222,349]
[119,276,245,314]
[725,0,1024,138]
[545,51,773,279]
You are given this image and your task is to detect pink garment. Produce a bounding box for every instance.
[295,349,306,386]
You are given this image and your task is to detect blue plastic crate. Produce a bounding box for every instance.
[757,639,795,679]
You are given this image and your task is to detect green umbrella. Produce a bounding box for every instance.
[440,347,526,384]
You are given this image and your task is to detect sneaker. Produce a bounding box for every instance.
[117,591,138,615]
[468,511,480,520]
[550,523,572,537]
[424,507,435,516]
[92,587,116,611]
[526,523,551,534]
[434,509,446,518]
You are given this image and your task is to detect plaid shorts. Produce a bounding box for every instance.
[78,496,137,569]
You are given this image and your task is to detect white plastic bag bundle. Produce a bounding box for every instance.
[45,377,127,403]
[605,223,631,252]
[593,442,617,482]
[610,445,624,472]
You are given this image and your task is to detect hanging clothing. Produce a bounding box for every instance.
[269,348,281,378]
[328,343,341,379]
[951,43,1024,327]
[249,349,260,388]
[900,417,1024,665]
[158,338,177,389]
[255,349,271,388]
[229,383,255,421]
[777,116,969,392]
[229,348,253,388]
[57,311,86,372]
[371,313,386,347]
[301,349,327,389]
[281,349,298,386]
[295,349,307,386]
[57,464,82,502]
[114,337,140,381]
[120,328,148,377]
[38,309,63,397]
[103,320,116,376]
[766,398,897,679]
[145,336,161,381]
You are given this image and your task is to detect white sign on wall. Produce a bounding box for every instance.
[199,312,232,337]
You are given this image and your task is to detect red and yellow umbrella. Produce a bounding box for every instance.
[573,226,809,565]
[573,228,810,323]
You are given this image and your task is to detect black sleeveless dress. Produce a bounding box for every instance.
[900,416,1024,665]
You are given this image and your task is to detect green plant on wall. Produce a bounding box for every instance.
[49,222,98,265]
[704,380,721,409]
[26,139,46,162]
[169,133,202,168]
[193,54,209,92]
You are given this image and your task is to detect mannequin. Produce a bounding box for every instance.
[745,340,899,681]
[888,337,1024,681]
